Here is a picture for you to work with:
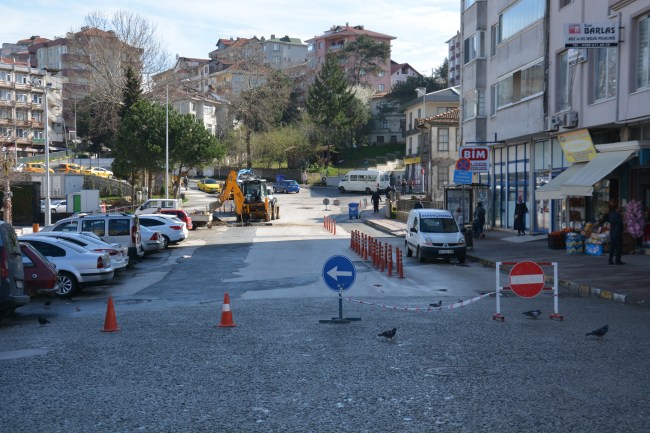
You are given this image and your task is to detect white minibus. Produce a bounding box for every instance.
[338,170,390,193]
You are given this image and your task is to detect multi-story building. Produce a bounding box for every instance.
[0,59,64,157]
[403,87,460,194]
[446,31,462,87]
[390,61,421,87]
[260,35,308,70]
[305,24,395,93]
[461,0,650,237]
[368,93,404,147]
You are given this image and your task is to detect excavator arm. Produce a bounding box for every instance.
[216,170,246,216]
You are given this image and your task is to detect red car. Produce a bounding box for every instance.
[20,242,58,297]
[159,209,193,231]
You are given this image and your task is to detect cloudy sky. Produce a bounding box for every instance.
[1,0,460,75]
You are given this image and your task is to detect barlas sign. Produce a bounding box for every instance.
[564,21,618,48]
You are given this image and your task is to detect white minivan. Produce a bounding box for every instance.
[404,209,467,263]
[338,170,390,194]
[135,199,182,215]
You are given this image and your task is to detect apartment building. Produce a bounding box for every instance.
[390,61,421,87]
[305,24,394,93]
[260,35,308,70]
[0,59,64,157]
[403,87,460,194]
[446,31,462,87]
[461,0,650,236]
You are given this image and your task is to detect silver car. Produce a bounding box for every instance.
[31,231,129,272]
[18,235,114,297]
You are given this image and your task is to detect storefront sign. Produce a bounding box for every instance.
[564,21,618,48]
[558,129,597,163]
[458,146,490,173]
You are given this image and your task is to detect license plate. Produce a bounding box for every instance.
[439,249,453,254]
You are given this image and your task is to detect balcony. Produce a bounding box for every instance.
[0,118,12,125]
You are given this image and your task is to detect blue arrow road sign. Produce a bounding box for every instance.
[322,255,356,292]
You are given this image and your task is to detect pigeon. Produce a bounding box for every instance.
[429,301,442,308]
[586,324,609,338]
[378,328,397,340]
[38,316,50,326]
[522,309,542,319]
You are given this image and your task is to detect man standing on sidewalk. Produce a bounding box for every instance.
[608,200,625,265]
[371,189,382,213]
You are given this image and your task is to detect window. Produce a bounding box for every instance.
[274,56,281,63]
[438,128,449,151]
[108,219,130,236]
[17,93,28,102]
[381,120,389,129]
[592,47,616,102]
[273,43,280,51]
[82,220,105,236]
[636,14,650,90]
[495,59,544,109]
[464,31,485,64]
[498,0,545,43]
[560,0,573,7]
[378,71,384,77]
[33,130,44,139]
[2,72,10,82]
[437,168,449,186]
[16,128,28,138]
[491,24,498,57]
[0,90,10,101]
[464,0,477,9]
[463,89,485,120]
[378,84,385,91]
[558,51,576,111]
[16,110,27,121]
[377,136,385,144]
[32,94,42,104]
[490,84,497,116]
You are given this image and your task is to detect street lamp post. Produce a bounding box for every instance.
[165,83,169,199]
[43,81,52,226]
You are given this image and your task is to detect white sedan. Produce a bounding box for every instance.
[30,231,129,272]
[18,235,114,297]
[40,199,67,213]
[137,215,188,248]
[140,226,165,253]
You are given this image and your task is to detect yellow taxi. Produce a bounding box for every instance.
[54,163,83,174]
[82,167,113,178]
[24,162,54,173]
[197,178,222,193]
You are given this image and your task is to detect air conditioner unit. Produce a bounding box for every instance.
[544,115,561,132]
[563,111,578,129]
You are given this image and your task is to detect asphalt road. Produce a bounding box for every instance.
[1,183,649,433]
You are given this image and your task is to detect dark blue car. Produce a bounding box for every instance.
[273,179,300,194]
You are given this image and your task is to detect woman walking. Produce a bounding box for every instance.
[513,196,528,236]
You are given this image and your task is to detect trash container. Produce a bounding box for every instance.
[463,224,474,248]
[348,202,360,219]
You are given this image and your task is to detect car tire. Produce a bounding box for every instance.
[365,187,372,194]
[416,247,425,263]
[56,271,79,297]
[406,242,413,257]
[339,186,346,193]
[161,235,170,249]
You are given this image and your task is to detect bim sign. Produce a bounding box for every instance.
[458,146,490,172]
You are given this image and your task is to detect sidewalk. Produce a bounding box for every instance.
[361,210,649,308]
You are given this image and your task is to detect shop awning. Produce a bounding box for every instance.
[562,149,636,196]
[535,163,586,200]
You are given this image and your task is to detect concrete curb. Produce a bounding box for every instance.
[362,217,643,308]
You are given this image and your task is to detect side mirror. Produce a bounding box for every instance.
[410,227,417,233]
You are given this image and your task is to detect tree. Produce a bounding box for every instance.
[337,35,391,86]
[120,66,142,119]
[306,54,356,168]
[433,57,449,87]
[231,69,293,168]
[385,74,446,105]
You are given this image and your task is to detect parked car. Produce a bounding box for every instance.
[197,178,222,193]
[139,226,165,253]
[0,221,28,319]
[24,162,54,173]
[18,235,114,297]
[20,242,58,297]
[31,232,129,272]
[53,163,83,174]
[158,208,193,230]
[44,213,143,262]
[82,167,113,178]
[40,198,67,213]
[138,214,188,248]
[273,179,300,194]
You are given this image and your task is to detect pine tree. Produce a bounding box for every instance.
[306,53,356,168]
[120,66,142,119]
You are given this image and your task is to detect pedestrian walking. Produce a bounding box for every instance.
[607,200,625,265]
[474,202,486,239]
[513,196,528,236]
[408,179,414,194]
[401,179,407,195]
[371,189,382,213]
[182,176,189,190]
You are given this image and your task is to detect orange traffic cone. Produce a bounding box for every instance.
[102,296,120,332]
[218,292,236,327]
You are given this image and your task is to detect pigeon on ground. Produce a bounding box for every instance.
[586,324,609,338]
[429,301,442,308]
[522,309,542,319]
[378,328,397,340]
[38,316,50,326]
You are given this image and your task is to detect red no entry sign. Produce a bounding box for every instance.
[509,261,545,298]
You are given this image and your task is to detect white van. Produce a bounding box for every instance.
[405,209,467,263]
[338,170,390,193]
[135,199,182,215]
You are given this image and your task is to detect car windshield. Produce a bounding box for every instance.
[287,180,298,186]
[420,217,458,233]
[204,179,217,184]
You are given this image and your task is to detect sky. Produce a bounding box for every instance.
[1,0,460,76]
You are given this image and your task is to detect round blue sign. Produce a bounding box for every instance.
[322,255,356,292]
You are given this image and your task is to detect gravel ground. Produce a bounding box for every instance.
[2,295,649,433]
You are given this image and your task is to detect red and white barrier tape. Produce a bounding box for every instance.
[345,292,495,313]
